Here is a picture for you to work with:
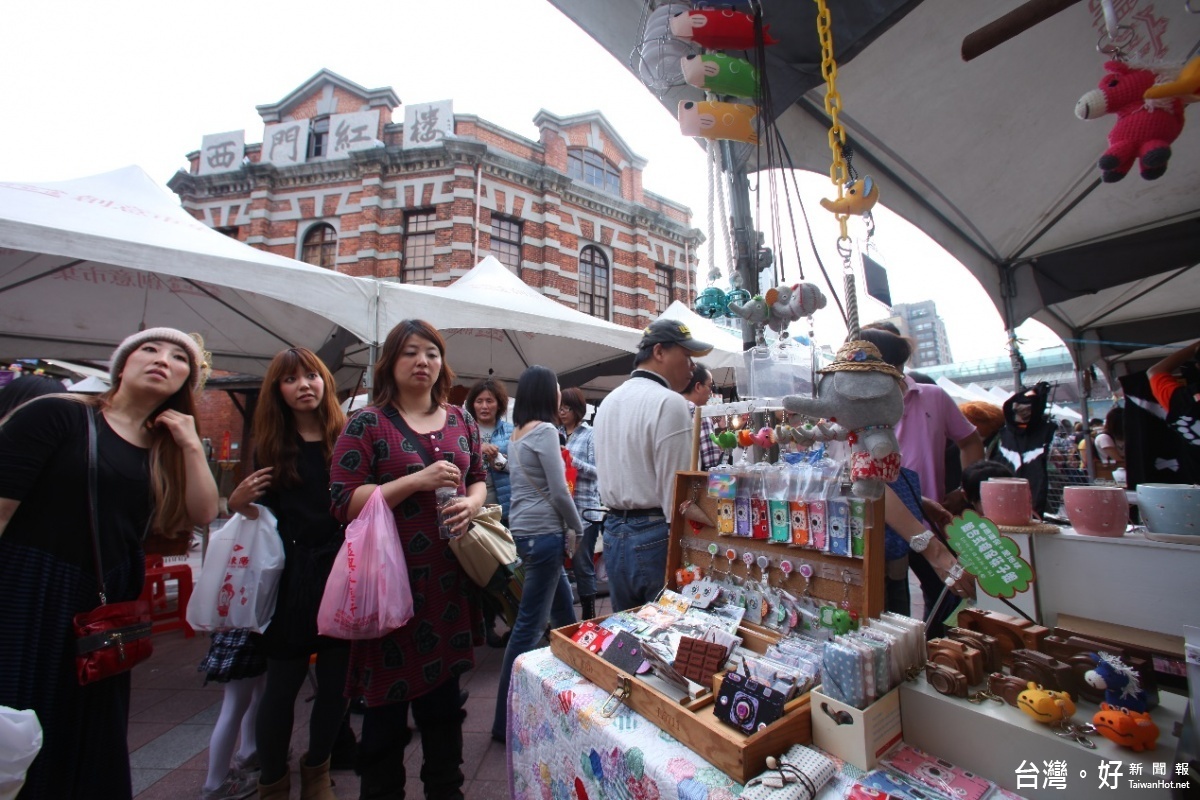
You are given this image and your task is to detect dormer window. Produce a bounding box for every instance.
[567,148,621,196]
[308,116,330,159]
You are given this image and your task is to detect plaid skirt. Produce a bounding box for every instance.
[198,629,267,684]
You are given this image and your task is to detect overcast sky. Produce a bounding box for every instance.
[1,0,1061,363]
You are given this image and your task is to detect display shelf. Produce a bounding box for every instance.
[1030,528,1200,638]
[900,677,1187,800]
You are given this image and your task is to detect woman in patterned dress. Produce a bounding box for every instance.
[329,319,485,800]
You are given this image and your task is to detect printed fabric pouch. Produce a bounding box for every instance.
[820,640,867,709]
[317,487,414,639]
[742,743,837,800]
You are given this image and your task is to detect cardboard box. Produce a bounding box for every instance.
[810,684,903,770]
[548,471,885,783]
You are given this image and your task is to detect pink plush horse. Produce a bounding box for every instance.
[1075,60,1186,182]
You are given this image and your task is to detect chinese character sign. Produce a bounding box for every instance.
[325,110,380,160]
[403,100,454,149]
[263,121,309,167]
[199,130,245,175]
[946,510,1035,598]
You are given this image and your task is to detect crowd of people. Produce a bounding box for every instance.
[1,319,1196,800]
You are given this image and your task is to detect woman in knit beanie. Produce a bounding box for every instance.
[0,326,218,799]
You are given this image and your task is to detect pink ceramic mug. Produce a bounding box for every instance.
[980,478,1033,526]
[1063,485,1128,537]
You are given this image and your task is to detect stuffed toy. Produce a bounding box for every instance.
[1092,703,1159,751]
[681,53,760,99]
[669,8,777,50]
[727,293,770,325]
[764,282,827,335]
[783,341,905,499]
[1075,60,1186,182]
[819,177,879,216]
[1017,683,1076,724]
[1084,651,1149,712]
[678,100,759,145]
[694,285,729,318]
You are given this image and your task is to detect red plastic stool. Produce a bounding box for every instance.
[141,555,195,638]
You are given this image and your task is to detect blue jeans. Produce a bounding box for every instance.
[571,522,602,597]
[492,533,576,740]
[602,514,669,612]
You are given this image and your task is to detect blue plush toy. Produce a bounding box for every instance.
[1084,652,1148,713]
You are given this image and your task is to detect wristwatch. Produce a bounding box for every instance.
[909,530,934,553]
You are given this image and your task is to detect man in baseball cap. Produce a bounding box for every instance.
[591,317,713,611]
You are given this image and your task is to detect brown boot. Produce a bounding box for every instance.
[300,753,337,800]
[257,771,290,800]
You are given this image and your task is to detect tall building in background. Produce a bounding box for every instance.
[891,300,952,368]
[169,69,701,329]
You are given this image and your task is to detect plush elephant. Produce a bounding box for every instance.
[727,294,770,325]
[764,282,827,335]
[783,340,904,499]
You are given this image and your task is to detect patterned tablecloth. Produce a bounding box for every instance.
[507,647,743,800]
[507,647,865,800]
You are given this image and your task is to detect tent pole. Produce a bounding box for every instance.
[722,141,758,353]
[1000,263,1024,391]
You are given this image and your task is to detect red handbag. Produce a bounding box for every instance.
[74,406,154,685]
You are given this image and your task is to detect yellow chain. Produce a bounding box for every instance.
[815,0,849,241]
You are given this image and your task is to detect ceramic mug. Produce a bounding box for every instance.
[980,478,1033,526]
[1063,485,1128,537]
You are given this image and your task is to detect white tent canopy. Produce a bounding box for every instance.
[547,0,1200,372]
[378,255,643,391]
[657,301,746,375]
[0,166,378,379]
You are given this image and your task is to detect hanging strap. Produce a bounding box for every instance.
[84,405,108,606]
[380,405,445,468]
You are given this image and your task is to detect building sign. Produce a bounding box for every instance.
[263,120,309,167]
[403,100,454,149]
[199,130,245,175]
[325,110,380,159]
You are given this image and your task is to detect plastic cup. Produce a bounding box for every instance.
[435,487,459,539]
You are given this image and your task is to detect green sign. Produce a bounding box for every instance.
[945,510,1035,599]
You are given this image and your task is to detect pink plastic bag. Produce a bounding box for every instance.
[317,487,414,639]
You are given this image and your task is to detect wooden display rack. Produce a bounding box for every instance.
[549,470,885,783]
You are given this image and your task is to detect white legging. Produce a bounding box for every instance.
[204,674,266,791]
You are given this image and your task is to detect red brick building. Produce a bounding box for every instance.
[168,69,702,330]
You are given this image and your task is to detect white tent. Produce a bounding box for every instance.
[0,166,378,379]
[657,301,746,375]
[378,256,643,390]
[547,0,1200,372]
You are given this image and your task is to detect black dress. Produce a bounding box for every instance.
[258,439,348,659]
[0,397,150,800]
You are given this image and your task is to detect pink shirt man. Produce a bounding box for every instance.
[895,376,977,501]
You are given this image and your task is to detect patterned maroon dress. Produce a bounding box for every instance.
[330,404,485,705]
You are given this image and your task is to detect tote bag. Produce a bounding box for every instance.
[186,505,285,633]
[317,487,414,639]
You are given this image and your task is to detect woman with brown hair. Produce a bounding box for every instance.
[224,348,348,800]
[0,327,218,800]
[330,319,485,800]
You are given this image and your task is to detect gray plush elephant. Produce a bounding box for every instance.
[782,340,905,499]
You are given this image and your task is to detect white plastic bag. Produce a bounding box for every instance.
[0,706,43,800]
[317,487,414,639]
[186,505,285,633]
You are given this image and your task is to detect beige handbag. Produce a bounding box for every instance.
[449,504,519,587]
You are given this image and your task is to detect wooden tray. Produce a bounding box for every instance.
[549,618,811,784]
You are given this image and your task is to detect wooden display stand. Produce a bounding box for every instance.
[549,470,885,783]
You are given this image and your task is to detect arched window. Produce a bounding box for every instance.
[300,224,337,269]
[567,148,621,196]
[578,246,609,320]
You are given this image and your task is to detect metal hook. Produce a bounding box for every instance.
[1096,24,1135,57]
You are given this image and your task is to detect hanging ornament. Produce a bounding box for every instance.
[681,53,760,98]
[678,100,759,144]
[668,8,777,50]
